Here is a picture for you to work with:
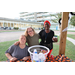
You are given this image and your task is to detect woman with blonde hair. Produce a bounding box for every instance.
[14,27,40,47]
[25,27,36,37]
[5,35,30,62]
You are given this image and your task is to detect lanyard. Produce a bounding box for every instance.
[45,32,49,40]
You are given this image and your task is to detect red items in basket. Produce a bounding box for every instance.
[41,50,48,54]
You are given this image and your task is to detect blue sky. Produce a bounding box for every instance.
[0,11,20,19]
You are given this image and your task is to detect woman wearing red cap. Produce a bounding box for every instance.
[39,20,58,57]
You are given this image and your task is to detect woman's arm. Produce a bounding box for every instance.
[5,53,17,62]
[22,56,30,60]
[5,53,13,60]
[14,41,20,45]
[5,45,18,61]
[52,37,58,42]
[52,31,58,42]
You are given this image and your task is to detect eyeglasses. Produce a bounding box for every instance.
[28,30,33,33]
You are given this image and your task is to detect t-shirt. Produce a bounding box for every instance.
[5,45,30,60]
[39,29,54,50]
[26,34,40,47]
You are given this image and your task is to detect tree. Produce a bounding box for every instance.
[50,12,62,23]
[70,16,75,26]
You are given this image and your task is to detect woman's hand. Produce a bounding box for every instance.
[22,56,30,60]
[14,41,20,46]
[10,57,17,62]
[5,53,17,62]
[52,37,58,42]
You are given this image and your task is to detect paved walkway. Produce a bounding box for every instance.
[56,33,75,45]
[0,31,24,42]
[0,30,75,45]
[54,30,75,35]
[67,37,75,45]
[0,30,40,42]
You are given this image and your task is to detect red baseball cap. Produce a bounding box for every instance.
[44,20,51,27]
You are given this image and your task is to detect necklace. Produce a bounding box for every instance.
[44,32,49,43]
[44,29,50,43]
[19,44,25,49]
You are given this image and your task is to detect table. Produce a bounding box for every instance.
[9,54,73,62]
[45,54,73,62]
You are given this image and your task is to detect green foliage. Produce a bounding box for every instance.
[70,16,75,26]
[14,27,19,30]
[0,40,19,61]
[50,12,62,23]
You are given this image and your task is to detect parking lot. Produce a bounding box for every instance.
[0,27,12,30]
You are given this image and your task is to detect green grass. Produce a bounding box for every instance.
[0,30,25,33]
[67,34,75,39]
[51,36,59,56]
[0,40,19,61]
[54,30,75,32]
[52,36,75,61]
[65,40,75,61]
[67,30,75,32]
[0,36,75,61]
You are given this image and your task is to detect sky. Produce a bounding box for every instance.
[0,11,20,19]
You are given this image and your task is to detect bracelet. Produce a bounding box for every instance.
[10,58,13,60]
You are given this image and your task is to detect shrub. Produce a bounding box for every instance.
[14,27,19,30]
